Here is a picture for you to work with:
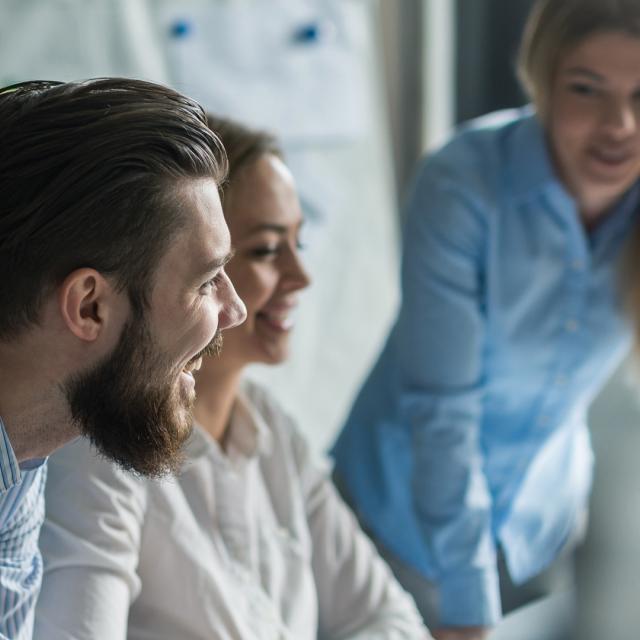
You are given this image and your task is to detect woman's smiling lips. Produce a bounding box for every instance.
[256,300,298,332]
[588,144,636,168]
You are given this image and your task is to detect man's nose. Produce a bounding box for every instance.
[219,275,247,330]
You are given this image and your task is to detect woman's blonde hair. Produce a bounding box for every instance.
[517,0,640,119]
[620,213,640,350]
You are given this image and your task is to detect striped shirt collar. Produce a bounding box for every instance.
[0,416,21,493]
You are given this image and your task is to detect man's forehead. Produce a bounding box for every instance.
[158,179,230,275]
[181,217,231,276]
[179,178,227,235]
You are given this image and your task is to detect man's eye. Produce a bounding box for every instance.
[201,273,223,292]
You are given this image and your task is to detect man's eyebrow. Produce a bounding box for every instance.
[202,250,235,274]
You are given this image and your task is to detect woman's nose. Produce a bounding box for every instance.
[602,96,639,139]
[284,247,312,291]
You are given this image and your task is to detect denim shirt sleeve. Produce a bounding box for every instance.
[396,157,500,626]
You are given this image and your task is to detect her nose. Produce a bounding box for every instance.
[283,245,312,292]
[602,95,639,139]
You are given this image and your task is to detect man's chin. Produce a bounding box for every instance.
[173,411,195,444]
[81,399,194,478]
[92,425,191,478]
[66,310,197,477]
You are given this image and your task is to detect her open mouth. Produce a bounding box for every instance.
[590,147,634,167]
[256,310,295,332]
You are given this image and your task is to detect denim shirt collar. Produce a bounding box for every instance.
[506,107,640,245]
[506,107,560,200]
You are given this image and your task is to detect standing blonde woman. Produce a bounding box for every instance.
[34,115,430,639]
[333,1,640,638]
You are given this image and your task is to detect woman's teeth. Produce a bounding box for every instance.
[258,311,294,331]
[183,357,203,374]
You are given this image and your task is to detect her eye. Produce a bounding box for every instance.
[249,246,280,259]
[569,82,598,97]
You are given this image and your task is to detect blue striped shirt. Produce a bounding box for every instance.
[0,417,46,639]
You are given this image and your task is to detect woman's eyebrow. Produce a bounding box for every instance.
[563,67,605,82]
[246,223,287,235]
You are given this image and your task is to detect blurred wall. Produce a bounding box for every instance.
[379,0,423,202]
[455,0,533,123]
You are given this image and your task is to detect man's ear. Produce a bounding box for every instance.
[58,268,117,342]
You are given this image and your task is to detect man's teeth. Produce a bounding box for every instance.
[183,357,203,374]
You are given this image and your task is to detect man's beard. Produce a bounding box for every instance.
[64,313,223,477]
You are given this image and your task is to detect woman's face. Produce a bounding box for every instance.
[219,153,310,368]
[548,31,640,218]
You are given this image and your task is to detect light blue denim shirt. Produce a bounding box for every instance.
[0,416,46,640]
[332,107,639,627]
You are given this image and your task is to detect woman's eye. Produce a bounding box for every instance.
[569,82,598,97]
[249,246,279,259]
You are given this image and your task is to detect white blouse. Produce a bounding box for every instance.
[35,380,429,640]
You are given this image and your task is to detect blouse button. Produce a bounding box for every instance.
[564,319,579,332]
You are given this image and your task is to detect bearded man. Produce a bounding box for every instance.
[0,78,246,639]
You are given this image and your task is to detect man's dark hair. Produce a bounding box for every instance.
[0,78,227,339]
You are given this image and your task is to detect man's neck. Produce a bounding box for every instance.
[0,366,77,462]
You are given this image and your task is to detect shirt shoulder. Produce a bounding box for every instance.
[0,463,46,538]
[414,107,541,208]
[45,437,148,512]
[0,416,21,493]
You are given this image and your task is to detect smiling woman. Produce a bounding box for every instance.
[34,116,430,640]
[330,1,640,638]
[211,124,311,371]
